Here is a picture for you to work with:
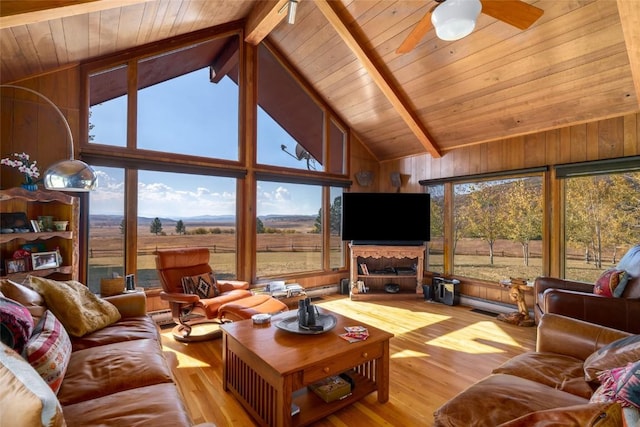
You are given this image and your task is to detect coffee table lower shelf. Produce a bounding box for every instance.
[291,373,376,426]
[221,308,393,427]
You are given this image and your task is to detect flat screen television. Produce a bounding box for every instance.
[341,192,430,245]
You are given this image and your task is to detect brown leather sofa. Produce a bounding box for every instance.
[534,244,640,333]
[433,314,635,426]
[0,279,214,427]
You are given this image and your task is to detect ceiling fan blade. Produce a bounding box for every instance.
[480,0,544,30]
[396,7,435,54]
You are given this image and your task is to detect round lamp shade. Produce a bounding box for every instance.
[44,159,97,192]
[432,0,482,41]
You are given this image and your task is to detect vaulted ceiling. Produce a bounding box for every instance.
[1,0,639,162]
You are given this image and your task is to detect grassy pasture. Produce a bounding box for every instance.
[88,225,614,292]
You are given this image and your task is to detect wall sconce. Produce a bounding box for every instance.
[390,172,402,189]
[355,171,374,187]
[1,84,97,192]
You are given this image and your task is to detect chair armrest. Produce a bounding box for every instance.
[218,280,249,292]
[535,276,594,294]
[160,291,200,304]
[537,314,631,360]
[544,289,640,333]
[103,291,147,317]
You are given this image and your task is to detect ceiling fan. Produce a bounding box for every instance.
[396,0,544,53]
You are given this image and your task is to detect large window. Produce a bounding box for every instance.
[563,171,640,282]
[452,176,543,282]
[425,184,444,273]
[87,167,125,293]
[137,66,239,160]
[84,33,349,288]
[136,171,237,287]
[256,181,322,277]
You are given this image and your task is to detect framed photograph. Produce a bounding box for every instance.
[5,258,28,274]
[31,251,60,270]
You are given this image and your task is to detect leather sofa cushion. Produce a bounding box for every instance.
[492,352,594,399]
[57,338,173,406]
[70,316,159,351]
[0,279,47,323]
[497,402,622,427]
[62,383,192,427]
[433,374,588,427]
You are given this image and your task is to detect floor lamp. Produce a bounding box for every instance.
[0,84,97,192]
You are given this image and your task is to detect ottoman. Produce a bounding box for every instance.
[219,294,288,321]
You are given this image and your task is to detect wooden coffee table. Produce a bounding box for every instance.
[220,307,394,427]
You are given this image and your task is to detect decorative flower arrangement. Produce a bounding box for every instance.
[1,152,40,186]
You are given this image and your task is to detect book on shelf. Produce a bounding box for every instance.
[359,263,369,275]
[308,375,352,403]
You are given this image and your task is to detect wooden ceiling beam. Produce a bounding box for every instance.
[244,0,289,45]
[617,0,640,105]
[0,0,149,29]
[314,0,441,158]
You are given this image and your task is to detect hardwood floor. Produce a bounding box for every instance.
[160,295,537,427]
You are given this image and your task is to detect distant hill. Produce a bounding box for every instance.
[90,214,316,228]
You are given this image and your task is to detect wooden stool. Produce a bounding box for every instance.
[219,294,288,322]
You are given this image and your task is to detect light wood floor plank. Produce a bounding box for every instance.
[161,295,536,426]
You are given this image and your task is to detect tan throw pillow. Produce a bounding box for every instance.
[0,342,66,427]
[584,335,640,382]
[29,276,121,337]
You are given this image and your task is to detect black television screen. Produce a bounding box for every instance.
[341,192,430,245]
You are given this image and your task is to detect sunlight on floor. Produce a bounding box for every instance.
[427,320,522,354]
[316,297,526,355]
[391,349,431,359]
[316,298,451,336]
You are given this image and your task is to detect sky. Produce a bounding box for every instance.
[89,68,323,218]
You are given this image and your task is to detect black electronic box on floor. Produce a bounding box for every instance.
[424,276,460,306]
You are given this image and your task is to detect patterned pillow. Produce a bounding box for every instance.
[0,295,34,354]
[591,361,640,408]
[0,342,66,427]
[584,335,640,382]
[181,272,220,299]
[23,310,72,394]
[594,269,630,298]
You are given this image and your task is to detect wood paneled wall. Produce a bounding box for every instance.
[364,113,640,194]
[1,68,81,188]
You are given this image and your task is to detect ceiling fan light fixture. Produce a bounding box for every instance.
[432,0,482,41]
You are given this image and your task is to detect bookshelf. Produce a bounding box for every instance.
[349,243,426,301]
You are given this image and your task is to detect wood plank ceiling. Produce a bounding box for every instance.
[1,0,639,162]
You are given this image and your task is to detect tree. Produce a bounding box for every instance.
[312,195,342,235]
[566,172,640,267]
[312,208,322,234]
[150,217,163,235]
[256,217,265,234]
[175,220,186,235]
[503,178,542,266]
[119,219,125,235]
[330,195,342,235]
[458,182,507,264]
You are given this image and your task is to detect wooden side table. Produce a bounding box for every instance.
[497,279,535,327]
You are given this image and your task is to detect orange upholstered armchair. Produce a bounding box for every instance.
[155,247,253,341]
